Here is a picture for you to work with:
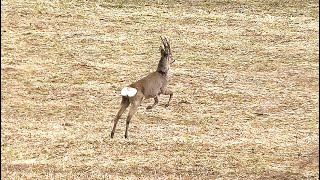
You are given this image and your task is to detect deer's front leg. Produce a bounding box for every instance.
[163,89,173,107]
[146,96,159,110]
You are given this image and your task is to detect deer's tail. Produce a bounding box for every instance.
[121,87,137,97]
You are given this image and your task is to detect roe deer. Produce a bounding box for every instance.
[111,37,174,139]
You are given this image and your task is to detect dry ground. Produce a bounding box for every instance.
[1,0,319,179]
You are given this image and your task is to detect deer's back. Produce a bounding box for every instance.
[130,72,167,99]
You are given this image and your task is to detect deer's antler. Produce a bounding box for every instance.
[160,36,170,52]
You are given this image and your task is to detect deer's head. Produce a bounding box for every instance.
[160,36,174,65]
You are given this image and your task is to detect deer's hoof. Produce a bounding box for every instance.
[165,104,169,108]
[111,133,114,138]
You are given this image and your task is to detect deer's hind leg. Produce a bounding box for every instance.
[111,97,130,138]
[124,97,142,139]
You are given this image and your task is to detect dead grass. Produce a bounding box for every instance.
[1,0,319,179]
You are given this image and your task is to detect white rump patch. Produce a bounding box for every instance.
[121,87,137,97]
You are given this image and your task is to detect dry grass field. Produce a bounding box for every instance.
[1,0,319,179]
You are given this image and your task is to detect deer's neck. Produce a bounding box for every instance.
[156,58,169,76]
[157,69,167,76]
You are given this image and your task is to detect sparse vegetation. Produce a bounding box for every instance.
[1,0,319,179]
